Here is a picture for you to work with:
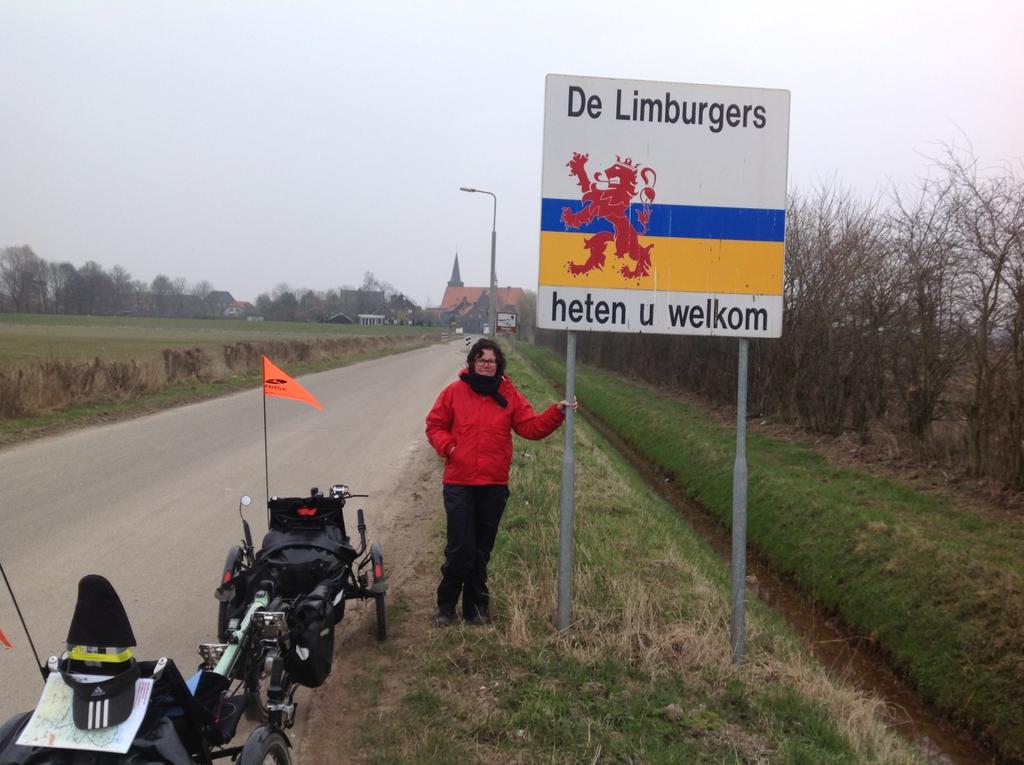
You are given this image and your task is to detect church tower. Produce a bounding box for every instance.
[448,252,464,288]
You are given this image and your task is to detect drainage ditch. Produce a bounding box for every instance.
[561,393,998,764]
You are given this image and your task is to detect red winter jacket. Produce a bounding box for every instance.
[425,370,565,485]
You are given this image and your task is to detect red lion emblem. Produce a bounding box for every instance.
[561,152,657,279]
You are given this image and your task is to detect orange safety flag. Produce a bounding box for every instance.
[262,356,323,411]
[0,627,12,649]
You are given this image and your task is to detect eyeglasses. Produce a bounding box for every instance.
[475,359,497,366]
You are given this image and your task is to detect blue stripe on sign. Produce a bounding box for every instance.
[540,198,786,242]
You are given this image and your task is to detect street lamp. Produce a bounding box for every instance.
[459,186,497,338]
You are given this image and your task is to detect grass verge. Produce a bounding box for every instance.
[521,342,1024,762]
[319,353,921,764]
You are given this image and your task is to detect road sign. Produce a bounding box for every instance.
[537,74,790,338]
[496,312,517,334]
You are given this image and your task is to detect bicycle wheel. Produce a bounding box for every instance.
[374,592,388,641]
[241,642,271,722]
[237,727,292,765]
[244,663,269,723]
[370,543,387,641]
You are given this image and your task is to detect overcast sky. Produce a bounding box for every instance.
[2,1,1021,306]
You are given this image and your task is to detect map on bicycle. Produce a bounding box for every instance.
[17,673,153,754]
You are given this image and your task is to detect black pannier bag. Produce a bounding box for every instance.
[256,493,356,688]
[284,581,338,688]
[258,495,357,600]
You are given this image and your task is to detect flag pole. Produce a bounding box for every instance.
[0,557,45,680]
[263,383,270,508]
[260,355,323,522]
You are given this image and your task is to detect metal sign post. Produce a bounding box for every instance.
[556,332,577,630]
[731,339,749,662]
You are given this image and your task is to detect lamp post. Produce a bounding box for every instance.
[459,186,497,338]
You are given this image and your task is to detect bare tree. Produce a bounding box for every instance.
[0,245,46,312]
[942,149,1024,484]
[774,183,887,434]
[268,283,298,321]
[49,262,81,314]
[190,279,214,316]
[362,271,397,299]
[151,274,174,315]
[110,266,135,313]
[887,172,969,441]
[943,147,1018,477]
[190,280,213,300]
[77,261,116,315]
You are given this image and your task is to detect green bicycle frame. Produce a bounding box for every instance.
[213,590,269,678]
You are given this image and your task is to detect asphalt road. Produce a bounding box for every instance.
[0,341,467,722]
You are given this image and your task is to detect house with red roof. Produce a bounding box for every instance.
[435,253,525,334]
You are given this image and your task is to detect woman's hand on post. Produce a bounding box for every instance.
[557,396,579,414]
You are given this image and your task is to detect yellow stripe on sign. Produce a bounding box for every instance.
[539,231,784,295]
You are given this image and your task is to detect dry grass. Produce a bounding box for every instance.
[485,365,925,763]
[0,334,428,423]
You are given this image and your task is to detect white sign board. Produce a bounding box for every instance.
[537,74,790,337]
[496,311,517,333]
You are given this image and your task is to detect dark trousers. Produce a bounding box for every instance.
[437,484,510,619]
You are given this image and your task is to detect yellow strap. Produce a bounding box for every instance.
[67,646,134,663]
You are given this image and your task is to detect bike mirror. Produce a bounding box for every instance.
[240,495,252,508]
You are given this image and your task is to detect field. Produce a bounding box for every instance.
[0,313,437,362]
[0,314,437,440]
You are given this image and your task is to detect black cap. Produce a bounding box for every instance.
[61,661,140,730]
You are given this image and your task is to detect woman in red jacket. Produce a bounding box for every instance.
[425,338,576,627]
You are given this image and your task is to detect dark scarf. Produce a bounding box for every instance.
[460,371,508,408]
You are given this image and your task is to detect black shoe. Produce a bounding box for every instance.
[434,611,455,628]
[465,611,491,626]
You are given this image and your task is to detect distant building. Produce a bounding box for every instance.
[434,252,525,333]
[387,292,420,325]
[327,289,424,325]
[338,289,385,318]
[205,291,235,317]
[224,300,252,318]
